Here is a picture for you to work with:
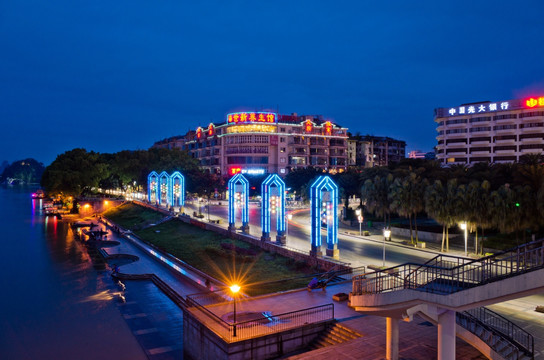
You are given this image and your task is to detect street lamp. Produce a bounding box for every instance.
[383,228,391,268]
[460,222,468,257]
[230,284,240,337]
[286,213,293,237]
[355,209,363,236]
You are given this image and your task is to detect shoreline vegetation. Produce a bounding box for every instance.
[103,203,315,296]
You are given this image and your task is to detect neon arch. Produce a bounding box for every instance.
[158,171,170,206]
[228,173,249,233]
[310,176,339,259]
[169,171,185,207]
[147,171,159,203]
[260,174,286,244]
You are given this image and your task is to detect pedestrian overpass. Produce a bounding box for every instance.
[350,239,544,360]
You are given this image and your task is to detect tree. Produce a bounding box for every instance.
[464,180,492,254]
[41,149,108,196]
[1,158,45,184]
[362,172,394,226]
[425,179,460,252]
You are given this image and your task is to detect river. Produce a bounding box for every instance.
[0,186,168,359]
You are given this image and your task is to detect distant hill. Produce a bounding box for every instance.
[1,158,45,185]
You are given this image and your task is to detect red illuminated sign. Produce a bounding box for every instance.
[227,112,276,124]
[229,167,242,175]
[305,120,313,132]
[324,121,332,135]
[208,124,214,136]
[525,96,544,108]
[196,127,202,139]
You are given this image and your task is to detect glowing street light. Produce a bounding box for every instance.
[356,209,363,236]
[286,213,292,237]
[383,228,391,267]
[230,284,241,337]
[460,222,468,257]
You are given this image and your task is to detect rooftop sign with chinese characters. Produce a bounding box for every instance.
[436,97,542,118]
[447,101,510,116]
[524,96,544,108]
[227,112,277,125]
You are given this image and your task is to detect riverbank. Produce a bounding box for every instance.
[0,187,147,360]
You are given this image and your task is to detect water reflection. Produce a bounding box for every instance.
[0,186,147,360]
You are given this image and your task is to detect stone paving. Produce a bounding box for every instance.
[90,216,544,359]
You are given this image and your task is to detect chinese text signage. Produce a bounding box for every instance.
[227,112,277,124]
[525,96,544,108]
[448,102,510,116]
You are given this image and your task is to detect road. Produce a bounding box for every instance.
[188,201,434,268]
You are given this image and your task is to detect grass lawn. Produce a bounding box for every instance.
[135,219,315,296]
[103,202,166,230]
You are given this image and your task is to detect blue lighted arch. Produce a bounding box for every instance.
[228,173,249,232]
[310,176,339,257]
[158,171,170,206]
[147,171,159,203]
[261,174,286,243]
[169,171,185,207]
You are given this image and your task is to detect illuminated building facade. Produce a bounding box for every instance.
[182,111,349,176]
[435,96,544,164]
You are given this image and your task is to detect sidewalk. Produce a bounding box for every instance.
[338,219,483,259]
[93,219,487,359]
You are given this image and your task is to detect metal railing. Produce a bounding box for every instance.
[186,293,334,342]
[352,239,544,296]
[457,307,534,359]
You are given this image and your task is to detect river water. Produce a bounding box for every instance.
[0,186,177,359]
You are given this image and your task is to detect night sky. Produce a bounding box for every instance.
[1,1,544,165]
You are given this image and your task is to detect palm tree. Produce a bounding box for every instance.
[361,173,394,227]
[425,179,460,252]
[389,177,412,241]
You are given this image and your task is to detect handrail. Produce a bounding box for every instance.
[352,239,544,296]
[186,293,334,342]
[458,307,534,359]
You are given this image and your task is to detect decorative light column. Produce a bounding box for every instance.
[310,176,339,259]
[158,171,170,207]
[147,171,159,204]
[260,174,286,245]
[228,174,249,233]
[169,171,185,209]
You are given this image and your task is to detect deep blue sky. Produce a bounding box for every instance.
[1,1,544,165]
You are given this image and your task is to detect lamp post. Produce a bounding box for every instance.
[460,222,468,257]
[230,284,240,337]
[286,213,292,237]
[383,228,391,268]
[356,209,363,236]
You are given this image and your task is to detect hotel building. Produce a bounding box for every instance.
[155,111,349,177]
[435,96,544,164]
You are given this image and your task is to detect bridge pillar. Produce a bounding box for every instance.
[386,317,399,360]
[438,310,456,360]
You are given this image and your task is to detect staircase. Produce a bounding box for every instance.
[307,322,362,350]
[457,307,534,360]
[349,240,543,360]
[350,239,544,311]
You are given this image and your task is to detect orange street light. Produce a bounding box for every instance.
[230,284,240,337]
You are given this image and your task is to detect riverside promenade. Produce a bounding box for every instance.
[90,217,511,360]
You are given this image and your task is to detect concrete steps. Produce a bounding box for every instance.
[308,322,362,350]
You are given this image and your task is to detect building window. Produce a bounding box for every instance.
[280,137,285,143]
[280,158,286,163]
[280,127,286,132]
[280,147,286,153]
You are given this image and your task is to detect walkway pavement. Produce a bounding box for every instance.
[88,217,488,359]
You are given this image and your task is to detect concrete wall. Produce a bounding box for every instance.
[390,226,461,244]
[183,308,331,360]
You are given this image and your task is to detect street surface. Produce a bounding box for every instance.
[187,201,434,268]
